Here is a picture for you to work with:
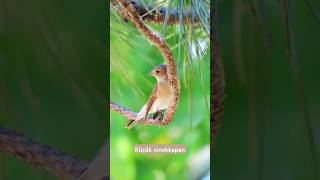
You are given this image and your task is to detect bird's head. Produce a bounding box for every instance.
[149,64,168,82]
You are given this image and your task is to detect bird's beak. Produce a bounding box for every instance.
[148,70,154,76]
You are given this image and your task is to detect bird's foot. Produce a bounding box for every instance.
[153,110,164,122]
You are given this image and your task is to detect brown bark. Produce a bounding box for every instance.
[211,10,225,147]
[0,126,88,179]
[113,0,180,126]
[111,102,169,126]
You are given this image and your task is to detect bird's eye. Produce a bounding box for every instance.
[156,70,160,74]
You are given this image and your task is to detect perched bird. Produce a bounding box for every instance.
[126,64,172,129]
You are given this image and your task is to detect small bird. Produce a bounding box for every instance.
[126,64,172,129]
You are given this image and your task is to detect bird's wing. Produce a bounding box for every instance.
[135,85,158,121]
[135,105,147,120]
[144,84,158,119]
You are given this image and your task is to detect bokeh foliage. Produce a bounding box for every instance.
[213,0,320,180]
[0,0,106,179]
[110,0,210,179]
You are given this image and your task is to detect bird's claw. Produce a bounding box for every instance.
[154,114,162,121]
[152,110,164,122]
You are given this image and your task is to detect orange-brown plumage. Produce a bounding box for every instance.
[126,64,172,129]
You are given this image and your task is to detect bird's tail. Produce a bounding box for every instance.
[125,119,137,129]
[125,104,147,129]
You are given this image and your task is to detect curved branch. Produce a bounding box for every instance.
[211,44,224,145]
[114,0,180,126]
[111,102,168,126]
[111,0,199,25]
[211,5,225,147]
[0,126,87,179]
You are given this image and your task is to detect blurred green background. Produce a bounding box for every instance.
[213,0,320,180]
[1,0,319,179]
[0,0,106,179]
[110,1,210,180]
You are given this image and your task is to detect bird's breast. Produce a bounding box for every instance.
[157,82,171,97]
[149,82,172,113]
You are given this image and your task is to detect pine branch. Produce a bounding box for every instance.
[211,4,225,147]
[113,0,180,127]
[111,0,199,25]
[111,102,168,126]
[0,126,88,179]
